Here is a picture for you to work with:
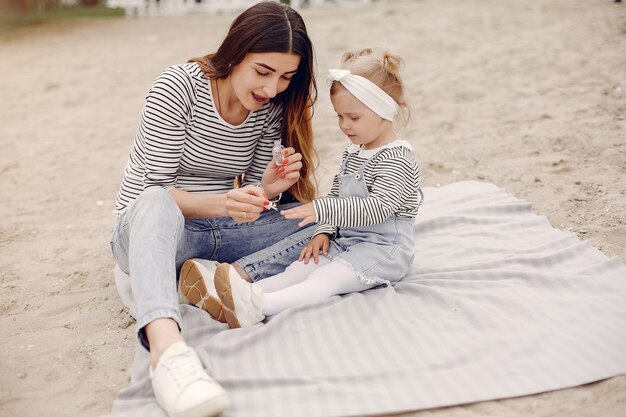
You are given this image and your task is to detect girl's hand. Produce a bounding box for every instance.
[225,185,270,223]
[261,147,303,198]
[281,202,316,227]
[299,234,330,264]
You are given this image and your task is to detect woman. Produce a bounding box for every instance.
[109,3,316,417]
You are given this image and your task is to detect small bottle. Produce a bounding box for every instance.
[265,200,278,211]
[272,140,285,166]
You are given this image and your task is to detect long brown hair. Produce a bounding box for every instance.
[189,1,318,202]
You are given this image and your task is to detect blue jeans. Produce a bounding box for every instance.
[109,187,312,348]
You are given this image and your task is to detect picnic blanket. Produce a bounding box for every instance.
[107,181,626,417]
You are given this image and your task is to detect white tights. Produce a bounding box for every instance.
[254,256,373,316]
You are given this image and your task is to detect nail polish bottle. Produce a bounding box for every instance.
[272,140,285,166]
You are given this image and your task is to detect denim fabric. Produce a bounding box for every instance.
[109,187,312,349]
[237,226,313,282]
[327,149,416,286]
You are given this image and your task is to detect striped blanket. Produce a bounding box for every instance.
[108,181,626,417]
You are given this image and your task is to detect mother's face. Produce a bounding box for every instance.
[229,52,301,111]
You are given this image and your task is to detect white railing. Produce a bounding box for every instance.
[106,0,374,17]
[106,0,260,17]
[291,0,372,7]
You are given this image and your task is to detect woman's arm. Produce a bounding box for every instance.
[244,105,304,200]
[141,67,193,191]
[141,67,269,221]
[167,189,228,219]
[169,186,269,221]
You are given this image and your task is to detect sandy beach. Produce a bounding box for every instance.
[0,0,625,416]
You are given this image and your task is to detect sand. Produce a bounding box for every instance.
[0,0,624,416]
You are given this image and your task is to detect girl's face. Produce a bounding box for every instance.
[331,86,395,150]
[229,52,301,111]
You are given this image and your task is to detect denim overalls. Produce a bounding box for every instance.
[327,148,419,287]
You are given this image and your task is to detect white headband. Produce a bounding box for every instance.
[327,68,399,121]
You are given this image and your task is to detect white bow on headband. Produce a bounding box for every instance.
[327,68,399,121]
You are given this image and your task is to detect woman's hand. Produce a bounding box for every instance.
[225,185,270,223]
[299,234,330,264]
[281,202,316,227]
[261,147,303,198]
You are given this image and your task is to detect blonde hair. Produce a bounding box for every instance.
[330,48,410,126]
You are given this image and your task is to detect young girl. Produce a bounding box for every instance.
[211,49,423,329]
[109,3,317,416]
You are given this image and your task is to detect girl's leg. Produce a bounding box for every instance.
[262,261,374,316]
[253,256,332,293]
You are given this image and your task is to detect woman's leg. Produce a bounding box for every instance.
[261,261,373,316]
[233,226,314,282]
[210,202,313,264]
[110,188,229,416]
[169,203,314,326]
[111,188,188,357]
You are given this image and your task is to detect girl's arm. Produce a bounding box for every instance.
[308,149,346,235]
[283,151,419,228]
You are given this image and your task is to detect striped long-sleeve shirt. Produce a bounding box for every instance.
[114,63,283,214]
[312,141,421,238]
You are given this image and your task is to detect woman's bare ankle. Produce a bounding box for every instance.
[145,318,184,369]
[232,263,252,282]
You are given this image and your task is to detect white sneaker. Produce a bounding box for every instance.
[214,263,265,328]
[150,342,230,417]
[179,259,227,323]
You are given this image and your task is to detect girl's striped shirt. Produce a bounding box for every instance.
[312,141,421,237]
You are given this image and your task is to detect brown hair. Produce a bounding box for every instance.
[189,1,317,202]
[330,48,410,126]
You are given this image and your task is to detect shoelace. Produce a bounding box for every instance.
[198,290,213,307]
[162,348,211,391]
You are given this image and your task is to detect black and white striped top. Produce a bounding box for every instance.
[114,63,283,214]
[312,141,421,237]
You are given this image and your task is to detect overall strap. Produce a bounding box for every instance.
[417,187,425,208]
[355,148,388,179]
[338,149,352,174]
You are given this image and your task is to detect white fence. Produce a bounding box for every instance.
[105,0,374,17]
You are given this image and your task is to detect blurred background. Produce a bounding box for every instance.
[0,0,380,30]
[0,1,624,417]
